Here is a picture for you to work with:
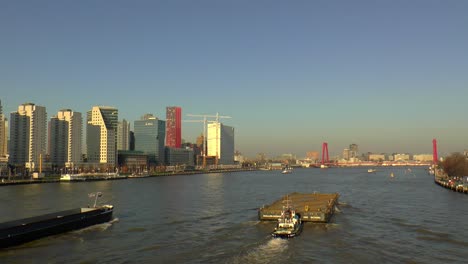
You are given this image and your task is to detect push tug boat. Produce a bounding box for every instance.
[0,192,113,249]
[272,198,303,238]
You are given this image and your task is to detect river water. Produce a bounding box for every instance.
[0,167,467,263]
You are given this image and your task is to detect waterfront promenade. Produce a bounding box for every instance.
[0,168,256,186]
[434,176,468,194]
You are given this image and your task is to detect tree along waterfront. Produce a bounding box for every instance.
[434,152,468,194]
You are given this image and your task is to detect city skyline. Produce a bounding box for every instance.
[2,1,468,157]
[0,99,452,160]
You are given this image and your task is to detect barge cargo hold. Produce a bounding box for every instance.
[259,192,339,222]
[0,204,113,249]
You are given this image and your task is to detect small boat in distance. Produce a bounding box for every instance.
[0,192,114,249]
[281,167,292,174]
[60,172,126,181]
[368,169,377,173]
[128,170,150,178]
[272,197,303,238]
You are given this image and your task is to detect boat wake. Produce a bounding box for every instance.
[337,201,350,207]
[228,238,289,264]
[325,223,341,229]
[73,217,119,234]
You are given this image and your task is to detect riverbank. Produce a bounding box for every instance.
[434,176,468,194]
[0,168,257,186]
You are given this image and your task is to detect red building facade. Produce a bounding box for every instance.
[165,106,181,148]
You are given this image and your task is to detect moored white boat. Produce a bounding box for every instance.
[60,172,124,181]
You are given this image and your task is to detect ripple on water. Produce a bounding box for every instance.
[415,229,468,247]
[127,227,146,233]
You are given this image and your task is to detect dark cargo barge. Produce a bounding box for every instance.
[259,192,339,222]
[0,195,113,249]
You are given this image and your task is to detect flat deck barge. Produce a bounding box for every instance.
[259,192,339,222]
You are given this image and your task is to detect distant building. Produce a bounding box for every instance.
[196,134,204,147]
[279,153,296,164]
[342,149,350,160]
[0,100,8,173]
[234,151,245,164]
[196,133,205,155]
[268,163,283,170]
[413,154,432,162]
[368,154,386,162]
[306,151,319,162]
[207,122,234,165]
[9,103,47,171]
[49,109,82,168]
[134,114,166,165]
[393,153,410,161]
[0,100,7,160]
[129,131,135,151]
[117,119,130,151]
[117,150,148,172]
[86,106,118,166]
[349,144,358,158]
[165,106,181,148]
[165,147,194,166]
[257,153,267,162]
[182,142,201,158]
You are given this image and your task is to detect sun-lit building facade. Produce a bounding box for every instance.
[86,106,118,166]
[9,103,47,171]
[207,122,234,165]
[0,100,7,160]
[117,119,130,151]
[134,114,166,164]
[49,109,82,168]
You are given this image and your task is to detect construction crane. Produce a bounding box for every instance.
[184,113,232,167]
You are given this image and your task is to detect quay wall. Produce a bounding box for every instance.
[434,177,468,194]
[0,168,257,186]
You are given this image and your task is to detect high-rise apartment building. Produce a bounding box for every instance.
[0,100,7,159]
[49,109,82,168]
[207,122,234,165]
[165,106,181,148]
[342,149,350,160]
[117,119,130,151]
[86,106,118,166]
[349,144,358,158]
[134,114,165,164]
[9,103,47,171]
[129,131,135,151]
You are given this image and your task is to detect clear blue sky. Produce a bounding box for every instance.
[1,0,468,158]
